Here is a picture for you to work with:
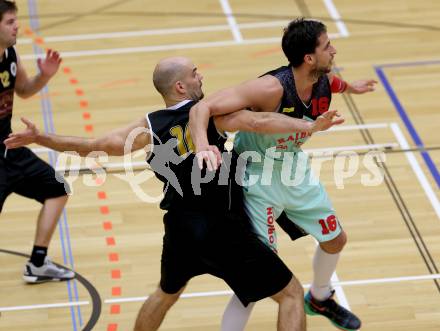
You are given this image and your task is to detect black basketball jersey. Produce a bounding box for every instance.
[0,47,17,142]
[265,65,332,120]
[147,100,244,213]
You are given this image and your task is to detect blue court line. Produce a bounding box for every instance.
[27,1,82,329]
[39,81,83,326]
[375,61,440,189]
[377,59,440,69]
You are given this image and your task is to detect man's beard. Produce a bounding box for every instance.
[191,90,204,102]
[310,64,331,79]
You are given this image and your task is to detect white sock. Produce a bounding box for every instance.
[221,294,255,331]
[311,245,340,301]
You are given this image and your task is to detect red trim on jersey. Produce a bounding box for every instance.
[330,76,348,93]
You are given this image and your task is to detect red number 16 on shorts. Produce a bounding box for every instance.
[318,215,338,235]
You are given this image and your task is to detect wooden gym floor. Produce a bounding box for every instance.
[1,0,440,330]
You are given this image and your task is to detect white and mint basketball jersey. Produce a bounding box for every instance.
[235,65,332,163]
[234,66,341,248]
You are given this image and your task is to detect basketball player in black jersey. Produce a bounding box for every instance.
[0,0,73,283]
[190,18,377,331]
[5,56,343,330]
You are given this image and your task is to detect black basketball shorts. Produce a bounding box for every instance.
[0,147,69,211]
[159,209,293,306]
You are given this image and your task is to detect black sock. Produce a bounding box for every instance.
[30,246,48,267]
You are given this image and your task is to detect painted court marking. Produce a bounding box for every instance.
[390,123,440,219]
[2,272,439,312]
[323,0,349,37]
[16,20,333,45]
[219,0,243,42]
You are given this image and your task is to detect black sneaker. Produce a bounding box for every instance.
[304,290,361,331]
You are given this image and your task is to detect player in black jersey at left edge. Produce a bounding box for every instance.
[6,56,342,331]
[0,0,73,283]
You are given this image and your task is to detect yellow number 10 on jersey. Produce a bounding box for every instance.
[169,124,195,156]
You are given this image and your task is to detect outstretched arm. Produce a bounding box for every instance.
[213,109,344,134]
[4,117,150,156]
[15,49,62,99]
[345,79,377,94]
[189,75,283,153]
[328,73,377,94]
[190,76,284,170]
[190,75,345,170]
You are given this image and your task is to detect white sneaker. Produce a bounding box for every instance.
[23,257,75,283]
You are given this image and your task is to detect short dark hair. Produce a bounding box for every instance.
[0,0,16,21]
[281,18,327,67]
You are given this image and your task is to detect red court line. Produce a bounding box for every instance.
[84,124,93,132]
[35,37,44,45]
[111,269,121,279]
[110,305,121,314]
[100,78,141,89]
[112,287,121,296]
[109,253,119,262]
[250,46,281,58]
[26,28,124,331]
[27,29,126,329]
[106,237,116,246]
[24,27,33,36]
[98,191,107,200]
[25,27,106,330]
[103,221,113,230]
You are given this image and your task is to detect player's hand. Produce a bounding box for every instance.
[37,49,62,78]
[4,117,39,149]
[348,79,377,94]
[312,110,345,132]
[196,145,222,171]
